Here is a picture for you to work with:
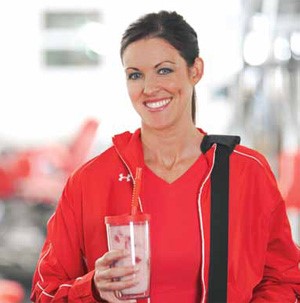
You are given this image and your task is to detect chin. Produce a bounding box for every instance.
[142,120,174,131]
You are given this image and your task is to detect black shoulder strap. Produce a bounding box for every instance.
[200,135,240,303]
[201,134,240,154]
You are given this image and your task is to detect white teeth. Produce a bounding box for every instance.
[145,99,171,109]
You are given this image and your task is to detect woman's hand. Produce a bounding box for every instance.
[93,250,138,303]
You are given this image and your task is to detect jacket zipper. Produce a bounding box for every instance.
[114,145,144,212]
[198,144,217,303]
[114,145,149,302]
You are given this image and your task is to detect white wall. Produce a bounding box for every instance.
[0,0,242,150]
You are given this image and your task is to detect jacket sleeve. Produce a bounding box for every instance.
[251,199,300,302]
[30,176,103,302]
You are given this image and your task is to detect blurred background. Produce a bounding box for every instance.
[0,0,299,301]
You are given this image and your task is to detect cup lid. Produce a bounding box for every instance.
[105,213,150,225]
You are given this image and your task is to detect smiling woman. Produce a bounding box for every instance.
[31,10,300,303]
[122,38,203,132]
[121,11,201,126]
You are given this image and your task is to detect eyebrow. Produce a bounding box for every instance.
[125,60,176,71]
[154,60,176,68]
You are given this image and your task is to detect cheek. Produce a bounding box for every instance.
[159,77,179,93]
[162,71,191,93]
[164,78,188,96]
[127,82,142,103]
[174,75,194,96]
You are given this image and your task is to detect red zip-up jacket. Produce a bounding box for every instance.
[31,129,300,302]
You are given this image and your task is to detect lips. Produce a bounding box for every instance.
[144,98,171,110]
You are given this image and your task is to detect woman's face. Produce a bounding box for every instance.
[122,38,203,130]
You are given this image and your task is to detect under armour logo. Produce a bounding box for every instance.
[118,173,131,182]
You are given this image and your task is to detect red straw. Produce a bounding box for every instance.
[131,167,142,215]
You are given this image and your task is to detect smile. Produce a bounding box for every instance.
[144,98,171,110]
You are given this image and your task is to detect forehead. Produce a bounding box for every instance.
[122,37,183,68]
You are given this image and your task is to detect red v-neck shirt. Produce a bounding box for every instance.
[142,155,208,302]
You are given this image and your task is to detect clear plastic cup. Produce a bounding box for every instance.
[105,214,151,300]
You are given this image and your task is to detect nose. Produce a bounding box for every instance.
[143,74,160,96]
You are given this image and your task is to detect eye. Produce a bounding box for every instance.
[128,72,142,80]
[158,67,173,75]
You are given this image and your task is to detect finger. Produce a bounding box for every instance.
[95,266,139,280]
[100,276,139,291]
[95,250,128,269]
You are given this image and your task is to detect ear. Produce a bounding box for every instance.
[189,57,204,85]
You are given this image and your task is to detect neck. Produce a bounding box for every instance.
[141,122,203,170]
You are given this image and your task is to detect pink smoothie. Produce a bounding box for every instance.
[105,214,150,300]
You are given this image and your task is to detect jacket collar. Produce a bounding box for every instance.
[112,128,214,178]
